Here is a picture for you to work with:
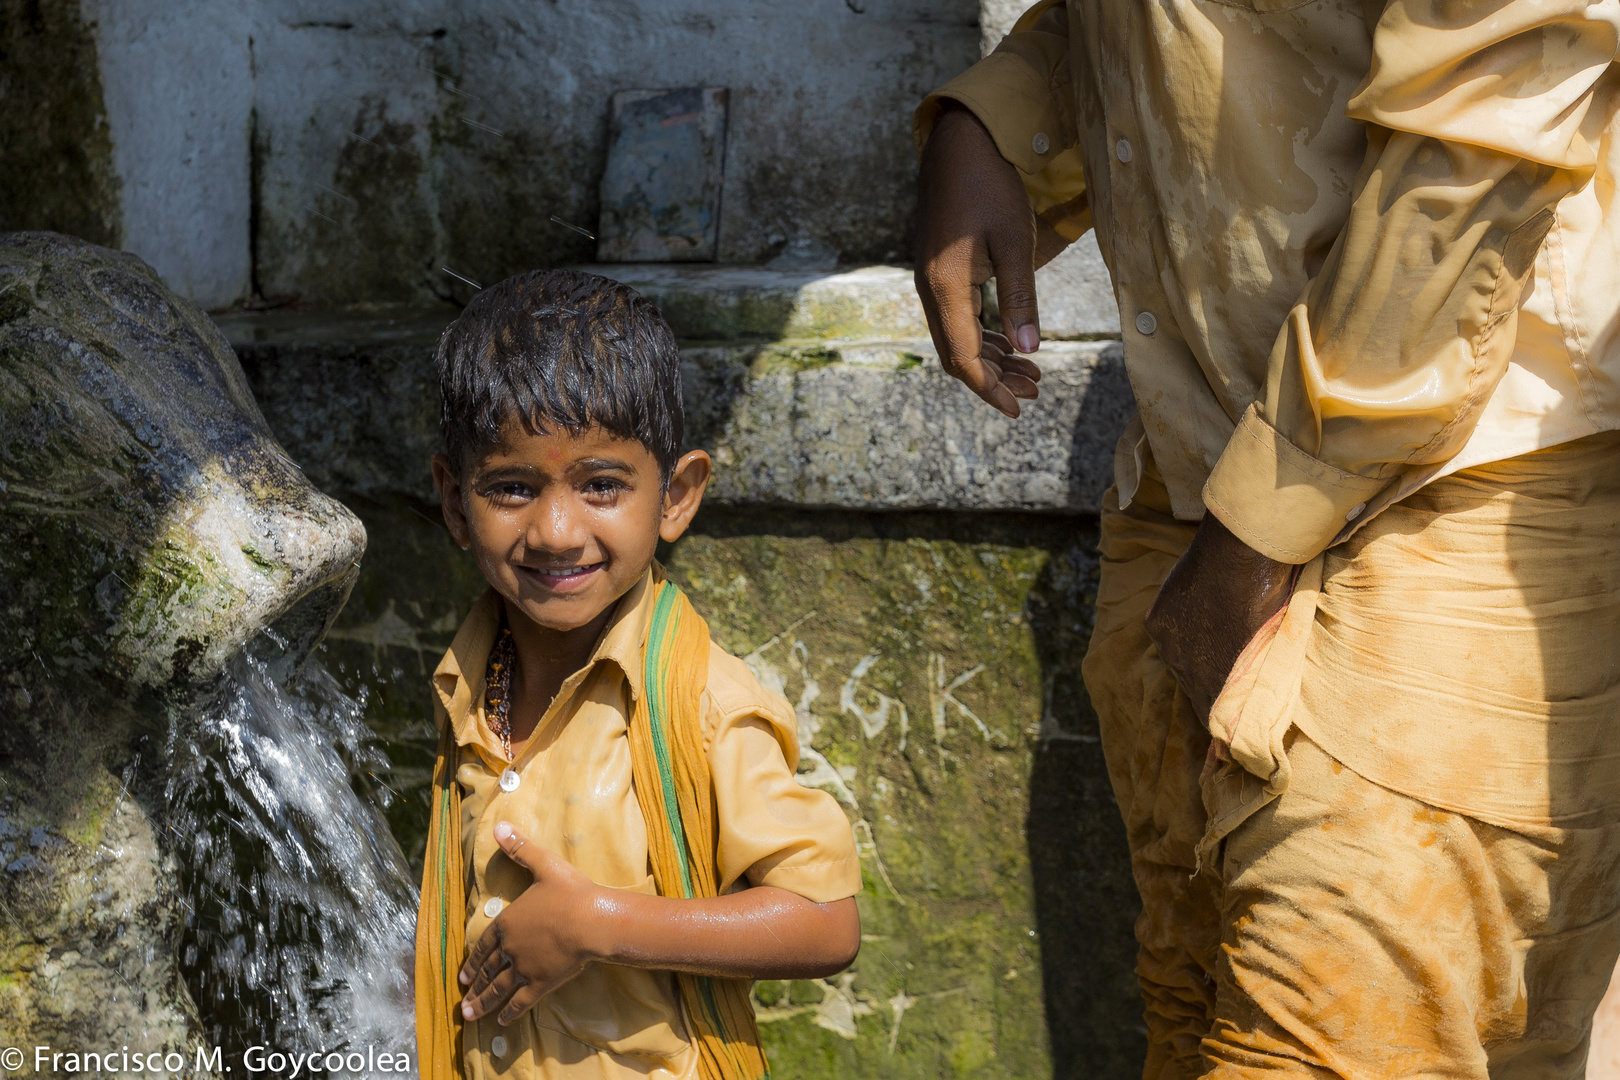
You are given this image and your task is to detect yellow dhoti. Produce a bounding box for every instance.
[1083,431,1620,1079]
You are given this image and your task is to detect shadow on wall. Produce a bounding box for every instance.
[1031,356,1143,1077]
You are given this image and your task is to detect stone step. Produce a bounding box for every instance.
[221,254,1121,345]
[575,264,931,341]
[218,312,1132,515]
[581,248,1119,342]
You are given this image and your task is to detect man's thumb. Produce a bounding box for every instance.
[993,263,1041,354]
[494,820,539,872]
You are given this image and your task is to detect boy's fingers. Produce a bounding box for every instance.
[462,967,526,1021]
[493,821,542,873]
[468,937,512,995]
[498,983,547,1027]
[460,926,501,986]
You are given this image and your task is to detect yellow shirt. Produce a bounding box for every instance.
[918,0,1620,564]
[429,569,861,1080]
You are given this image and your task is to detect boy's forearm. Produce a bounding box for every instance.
[584,887,860,981]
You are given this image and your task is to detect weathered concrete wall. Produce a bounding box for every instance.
[253,0,980,305]
[0,0,121,248]
[214,273,1134,514]
[3,0,989,308]
[81,0,254,309]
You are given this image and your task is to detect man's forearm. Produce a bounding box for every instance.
[1144,514,1295,720]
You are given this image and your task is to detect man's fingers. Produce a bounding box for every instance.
[917,245,988,389]
[988,225,1041,353]
[950,354,1023,418]
[998,352,1042,382]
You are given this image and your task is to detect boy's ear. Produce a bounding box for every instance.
[430,453,473,550]
[659,450,712,544]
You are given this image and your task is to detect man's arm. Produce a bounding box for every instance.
[458,822,861,1026]
[1202,0,1615,565]
[913,1,1084,417]
[1147,0,1617,713]
[916,0,1618,715]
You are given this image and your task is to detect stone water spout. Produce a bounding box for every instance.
[0,233,410,1066]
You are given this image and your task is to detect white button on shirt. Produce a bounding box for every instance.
[1032,131,1050,155]
[483,896,504,918]
[499,768,520,792]
[1115,138,1132,163]
[1135,311,1157,336]
[490,1036,508,1059]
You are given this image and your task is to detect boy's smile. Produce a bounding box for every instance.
[431,423,711,638]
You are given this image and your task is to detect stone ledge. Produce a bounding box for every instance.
[221,314,1132,514]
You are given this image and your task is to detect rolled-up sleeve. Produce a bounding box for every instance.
[1204,0,1618,563]
[708,705,861,903]
[913,0,1091,241]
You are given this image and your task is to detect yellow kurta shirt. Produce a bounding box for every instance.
[429,569,861,1080]
[918,0,1620,564]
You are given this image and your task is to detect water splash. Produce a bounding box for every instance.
[164,649,417,1067]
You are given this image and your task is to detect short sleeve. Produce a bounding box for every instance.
[704,656,861,903]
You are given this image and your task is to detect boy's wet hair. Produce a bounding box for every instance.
[435,269,683,479]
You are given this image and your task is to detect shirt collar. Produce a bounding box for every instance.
[431,565,663,752]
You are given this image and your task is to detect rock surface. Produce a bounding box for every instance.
[0,232,367,1064]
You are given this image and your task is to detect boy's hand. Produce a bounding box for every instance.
[460,822,606,1026]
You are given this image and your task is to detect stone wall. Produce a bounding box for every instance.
[220,259,1144,1077]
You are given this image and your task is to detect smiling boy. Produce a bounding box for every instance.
[414,270,862,1080]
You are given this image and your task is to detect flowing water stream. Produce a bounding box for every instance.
[163,646,418,1069]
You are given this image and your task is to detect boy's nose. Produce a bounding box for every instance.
[524,490,591,554]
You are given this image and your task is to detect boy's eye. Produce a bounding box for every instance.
[485,481,533,502]
[582,476,627,497]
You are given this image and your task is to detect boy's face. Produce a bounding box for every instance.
[431,423,710,633]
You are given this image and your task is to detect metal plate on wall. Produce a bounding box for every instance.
[596,87,728,263]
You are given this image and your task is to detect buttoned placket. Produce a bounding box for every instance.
[461,653,631,1068]
[1094,3,1171,360]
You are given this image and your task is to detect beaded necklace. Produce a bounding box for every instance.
[483,617,517,761]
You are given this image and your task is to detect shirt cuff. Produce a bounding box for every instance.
[750,854,863,905]
[1202,404,1390,564]
[913,49,1071,175]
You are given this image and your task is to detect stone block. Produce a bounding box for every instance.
[580,264,933,341]
[686,339,1133,513]
[220,312,1135,514]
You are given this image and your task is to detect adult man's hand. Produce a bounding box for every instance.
[914,103,1065,417]
[1144,515,1296,720]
